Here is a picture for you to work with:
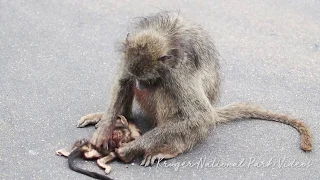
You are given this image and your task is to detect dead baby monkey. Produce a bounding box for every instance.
[56,115,140,179]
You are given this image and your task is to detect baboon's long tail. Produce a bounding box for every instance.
[216,102,312,151]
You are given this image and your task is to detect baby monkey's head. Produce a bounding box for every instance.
[111,115,135,147]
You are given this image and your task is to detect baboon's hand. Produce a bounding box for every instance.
[77,113,103,128]
[90,124,113,149]
[115,140,140,163]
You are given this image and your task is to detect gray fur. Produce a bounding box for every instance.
[80,12,311,164]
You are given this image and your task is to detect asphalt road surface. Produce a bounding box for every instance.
[1,0,319,179]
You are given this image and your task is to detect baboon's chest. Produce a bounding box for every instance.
[132,83,158,117]
[133,83,177,124]
[133,84,154,104]
[133,79,158,102]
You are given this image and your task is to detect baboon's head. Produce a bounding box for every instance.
[122,30,181,81]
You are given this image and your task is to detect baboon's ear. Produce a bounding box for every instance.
[118,115,129,126]
[122,33,131,48]
[125,33,130,45]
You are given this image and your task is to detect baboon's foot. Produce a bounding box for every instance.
[115,141,140,163]
[77,112,103,128]
[140,145,180,167]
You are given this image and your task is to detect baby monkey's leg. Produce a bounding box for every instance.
[97,152,116,174]
[56,139,101,159]
[56,139,88,157]
[56,149,71,157]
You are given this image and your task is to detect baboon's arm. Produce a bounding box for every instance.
[90,66,134,148]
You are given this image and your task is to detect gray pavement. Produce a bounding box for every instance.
[1,0,320,179]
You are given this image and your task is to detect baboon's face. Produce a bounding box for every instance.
[123,33,176,81]
[126,49,162,80]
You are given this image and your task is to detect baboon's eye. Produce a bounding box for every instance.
[158,55,174,62]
